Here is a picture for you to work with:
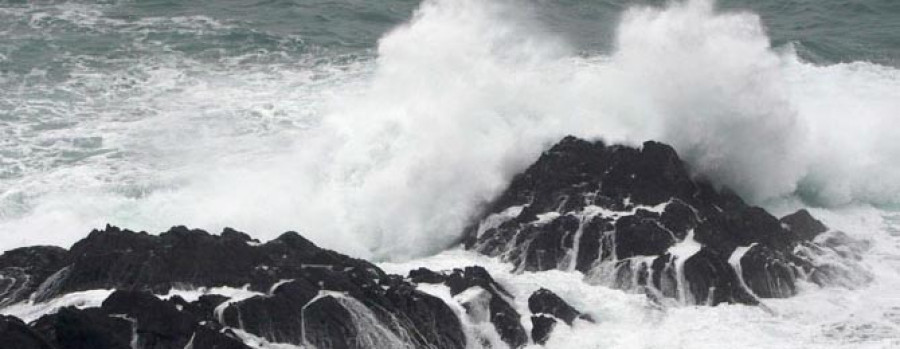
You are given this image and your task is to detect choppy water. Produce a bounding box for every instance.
[0,1,899,346]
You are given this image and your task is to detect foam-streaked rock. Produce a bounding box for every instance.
[466,136,869,305]
[408,266,527,348]
[0,227,466,349]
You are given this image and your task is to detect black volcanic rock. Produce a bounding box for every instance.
[613,213,676,259]
[0,135,873,348]
[0,246,69,306]
[100,290,199,348]
[682,248,756,305]
[0,227,467,349]
[0,315,55,349]
[220,279,317,344]
[27,225,384,300]
[739,245,799,298]
[781,209,828,241]
[407,266,527,348]
[32,307,134,349]
[466,136,867,305]
[530,315,557,345]
[528,288,592,325]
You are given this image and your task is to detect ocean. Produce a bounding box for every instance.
[0,0,898,347]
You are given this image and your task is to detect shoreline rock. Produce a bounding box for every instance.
[0,136,871,348]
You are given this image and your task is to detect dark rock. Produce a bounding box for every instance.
[384,283,467,349]
[101,290,197,348]
[32,307,134,349]
[682,249,756,305]
[465,136,860,306]
[0,226,469,349]
[224,268,465,348]
[521,215,581,271]
[527,288,592,325]
[408,267,446,284]
[31,225,382,300]
[406,266,526,348]
[739,245,799,298]
[301,295,359,349]
[0,246,69,305]
[659,200,698,240]
[0,315,55,349]
[220,279,318,345]
[530,315,557,345]
[444,267,526,348]
[188,326,251,349]
[614,215,676,259]
[780,209,828,241]
[443,266,512,298]
[574,216,614,272]
[489,294,528,349]
[32,290,254,349]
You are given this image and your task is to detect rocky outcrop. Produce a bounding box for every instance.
[0,136,873,348]
[0,227,466,349]
[465,136,870,305]
[0,246,69,306]
[530,315,556,345]
[528,288,592,325]
[527,288,592,344]
[409,266,528,349]
[0,315,55,349]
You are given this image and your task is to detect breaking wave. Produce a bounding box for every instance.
[0,0,898,258]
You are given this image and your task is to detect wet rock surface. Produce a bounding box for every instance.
[466,136,870,305]
[0,227,466,349]
[0,136,872,348]
[409,266,528,348]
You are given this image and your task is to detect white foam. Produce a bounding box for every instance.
[383,204,900,349]
[0,289,114,323]
[1,0,898,263]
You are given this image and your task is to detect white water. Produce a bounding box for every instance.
[0,289,113,323]
[381,205,900,348]
[2,1,899,344]
[0,0,898,260]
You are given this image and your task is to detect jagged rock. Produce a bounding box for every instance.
[613,213,676,259]
[32,307,134,349]
[527,288,592,325]
[466,136,862,305]
[101,290,199,348]
[739,245,799,298]
[0,315,55,349]
[177,294,230,322]
[407,266,527,348]
[383,283,468,349]
[781,209,828,241]
[0,246,69,306]
[221,279,317,344]
[530,315,557,345]
[16,225,384,302]
[0,226,466,349]
[682,249,756,305]
[188,326,251,349]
